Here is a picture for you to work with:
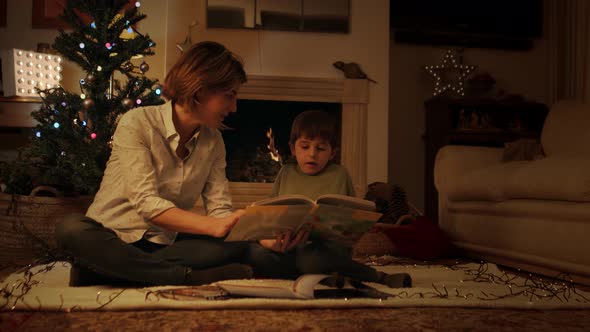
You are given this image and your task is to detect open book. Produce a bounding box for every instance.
[214,274,392,299]
[224,194,382,246]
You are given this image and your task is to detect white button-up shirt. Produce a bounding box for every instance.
[86,101,233,245]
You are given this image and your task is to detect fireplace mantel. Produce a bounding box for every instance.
[240,75,369,105]
[223,75,370,209]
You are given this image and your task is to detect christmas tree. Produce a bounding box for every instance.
[0,0,163,195]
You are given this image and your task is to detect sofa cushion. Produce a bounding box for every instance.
[447,156,590,202]
[541,100,590,157]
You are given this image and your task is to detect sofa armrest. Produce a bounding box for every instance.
[434,145,503,193]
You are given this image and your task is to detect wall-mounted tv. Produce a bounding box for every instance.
[390,0,543,50]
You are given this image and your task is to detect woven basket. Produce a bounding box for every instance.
[353,229,397,257]
[0,186,93,261]
[353,210,423,258]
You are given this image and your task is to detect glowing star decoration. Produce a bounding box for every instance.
[423,49,476,97]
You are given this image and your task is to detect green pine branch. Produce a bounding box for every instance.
[0,0,164,196]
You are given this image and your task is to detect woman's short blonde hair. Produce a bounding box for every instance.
[163,41,246,109]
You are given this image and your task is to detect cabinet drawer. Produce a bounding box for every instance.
[0,97,41,127]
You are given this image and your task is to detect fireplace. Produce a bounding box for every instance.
[208,75,370,209]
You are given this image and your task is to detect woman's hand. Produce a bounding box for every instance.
[258,229,310,253]
[208,209,246,238]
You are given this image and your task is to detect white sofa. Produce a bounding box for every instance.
[434,100,590,284]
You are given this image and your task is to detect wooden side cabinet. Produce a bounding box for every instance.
[0,96,41,161]
[0,96,41,127]
[423,96,549,222]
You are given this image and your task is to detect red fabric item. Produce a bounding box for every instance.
[381,216,457,261]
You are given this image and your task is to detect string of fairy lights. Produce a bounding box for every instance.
[361,255,590,303]
[34,0,163,144]
[1,189,589,310]
[2,244,589,311]
[2,204,590,309]
[423,49,476,97]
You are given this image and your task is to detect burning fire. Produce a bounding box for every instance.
[266,128,282,163]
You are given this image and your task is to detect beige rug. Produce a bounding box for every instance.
[2,259,590,312]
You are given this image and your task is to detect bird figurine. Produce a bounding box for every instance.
[176,19,199,54]
[333,61,377,83]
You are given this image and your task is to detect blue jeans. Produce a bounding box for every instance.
[55,214,250,285]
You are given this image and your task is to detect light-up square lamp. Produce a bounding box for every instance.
[1,49,63,97]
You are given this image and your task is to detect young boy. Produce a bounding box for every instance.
[245,110,411,288]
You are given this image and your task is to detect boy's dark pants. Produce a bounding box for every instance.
[55,214,250,286]
[245,241,381,282]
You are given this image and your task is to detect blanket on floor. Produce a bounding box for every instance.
[2,258,589,311]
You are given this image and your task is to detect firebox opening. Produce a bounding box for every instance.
[222,99,342,182]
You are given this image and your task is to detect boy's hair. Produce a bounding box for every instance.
[289,110,339,148]
[162,41,247,110]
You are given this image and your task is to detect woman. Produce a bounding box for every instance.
[56,41,253,286]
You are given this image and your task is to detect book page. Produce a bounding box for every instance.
[309,205,381,246]
[315,194,376,211]
[215,274,334,299]
[292,274,336,299]
[214,274,386,299]
[251,195,315,206]
[216,279,305,299]
[225,205,312,242]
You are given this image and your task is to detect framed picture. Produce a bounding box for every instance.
[31,0,68,29]
[32,0,136,29]
[206,0,350,33]
[1,0,7,28]
[31,0,137,29]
